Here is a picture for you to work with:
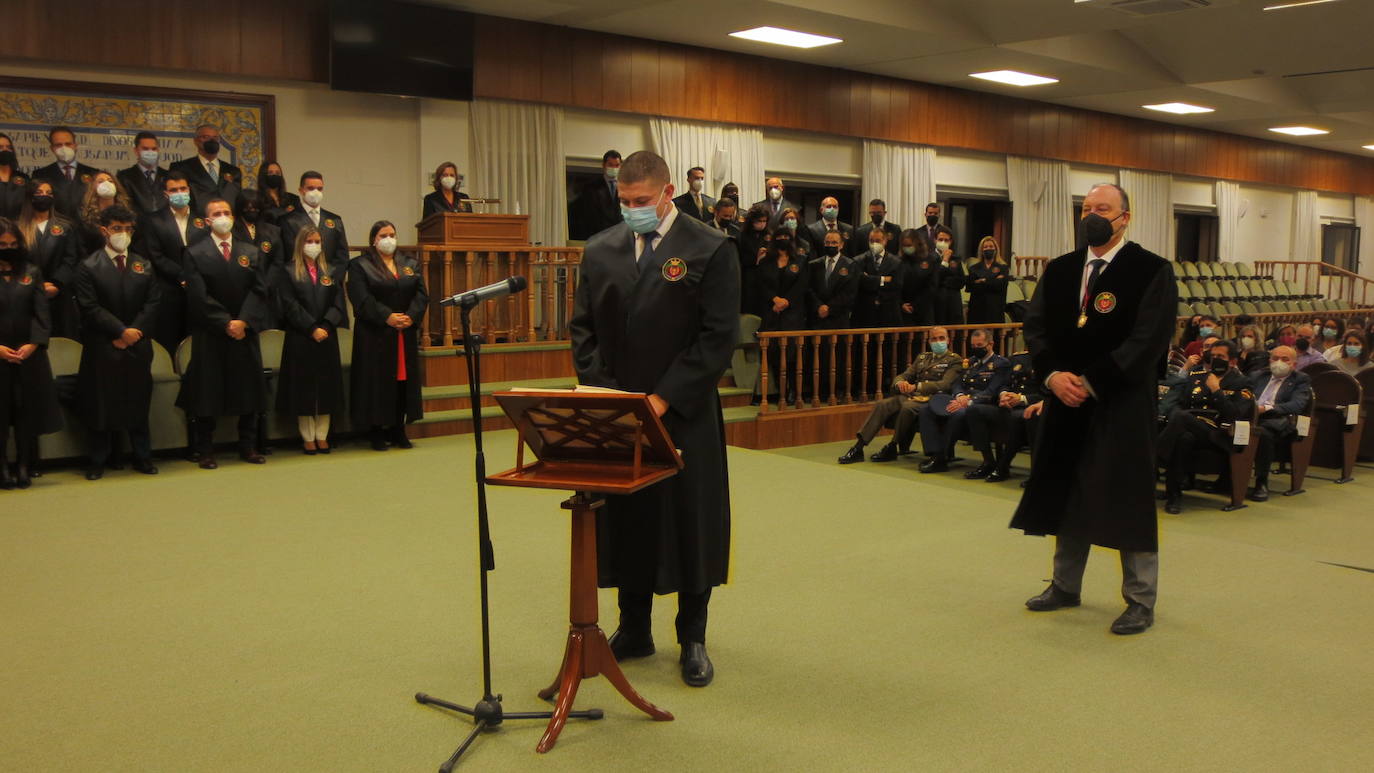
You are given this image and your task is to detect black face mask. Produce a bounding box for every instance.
[824,246,841,257]
[240,209,260,224]
[926,214,939,227]
[1296,338,1310,352]
[982,249,996,261]
[0,150,16,167]
[870,213,884,225]
[1080,213,1119,248]
[1210,356,1230,376]
[30,195,54,213]
[773,238,792,251]
[0,247,20,266]
[716,218,732,227]
[202,139,220,156]
[264,174,284,190]
[970,346,987,359]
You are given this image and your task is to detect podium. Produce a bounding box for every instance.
[416,213,530,248]
[487,389,683,753]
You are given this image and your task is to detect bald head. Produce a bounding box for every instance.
[1270,345,1296,365]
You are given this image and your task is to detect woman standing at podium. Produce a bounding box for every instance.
[346,220,427,451]
[421,161,471,220]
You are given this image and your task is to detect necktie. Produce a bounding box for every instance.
[146,169,155,186]
[207,161,218,183]
[221,241,231,262]
[309,209,320,227]
[694,193,702,215]
[65,165,74,181]
[826,257,836,280]
[115,254,126,272]
[1082,259,1105,309]
[638,231,659,269]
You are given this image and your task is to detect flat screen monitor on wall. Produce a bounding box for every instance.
[329,0,475,101]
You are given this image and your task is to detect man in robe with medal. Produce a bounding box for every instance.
[1010,183,1178,636]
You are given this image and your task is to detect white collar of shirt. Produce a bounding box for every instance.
[138,161,158,172]
[1080,238,1129,304]
[199,154,217,165]
[305,205,321,217]
[634,205,679,260]
[104,245,124,263]
[37,219,49,234]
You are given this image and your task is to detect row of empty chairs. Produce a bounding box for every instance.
[1172,261,1270,280]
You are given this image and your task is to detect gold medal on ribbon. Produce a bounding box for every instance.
[1077,312,1087,328]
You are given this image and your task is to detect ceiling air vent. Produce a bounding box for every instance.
[1109,0,1211,16]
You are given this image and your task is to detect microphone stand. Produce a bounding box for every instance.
[415,302,602,772]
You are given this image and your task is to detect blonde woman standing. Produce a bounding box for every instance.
[270,225,347,454]
[965,235,1010,325]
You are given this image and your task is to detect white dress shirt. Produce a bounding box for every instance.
[1078,237,1129,310]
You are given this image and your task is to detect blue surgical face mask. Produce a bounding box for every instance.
[822,207,838,221]
[930,341,948,355]
[1198,325,1214,337]
[620,187,666,235]
[1323,327,1338,338]
[1346,345,1362,358]
[168,191,191,209]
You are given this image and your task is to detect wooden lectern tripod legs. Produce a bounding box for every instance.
[534,493,673,754]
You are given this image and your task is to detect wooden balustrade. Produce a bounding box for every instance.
[1013,256,1050,280]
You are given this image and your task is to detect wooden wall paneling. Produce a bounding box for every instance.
[868,79,892,142]
[569,29,605,109]
[679,46,711,122]
[628,42,659,116]
[849,77,873,140]
[539,26,573,106]
[599,38,635,113]
[905,80,929,144]
[885,81,910,143]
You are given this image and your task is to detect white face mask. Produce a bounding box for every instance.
[54,146,76,163]
[108,232,131,252]
[768,187,782,201]
[138,149,159,166]
[210,215,233,235]
[302,189,324,207]
[440,175,457,191]
[935,241,951,252]
[302,242,322,259]
[95,180,116,198]
[376,236,398,256]
[1241,336,1255,350]
[1269,360,1293,378]
[605,166,619,180]
[869,242,884,256]
[689,179,704,193]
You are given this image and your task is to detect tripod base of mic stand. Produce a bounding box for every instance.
[414,692,603,772]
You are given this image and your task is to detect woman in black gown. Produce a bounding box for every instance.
[0,218,63,489]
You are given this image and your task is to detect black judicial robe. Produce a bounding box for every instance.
[0,264,63,436]
[901,254,937,326]
[278,208,350,270]
[232,220,281,272]
[755,258,808,331]
[0,180,25,219]
[1010,242,1177,552]
[261,192,301,226]
[935,254,965,325]
[965,259,1010,324]
[806,256,859,329]
[176,238,270,417]
[73,251,161,430]
[135,207,210,356]
[272,261,348,416]
[852,252,904,328]
[570,216,740,595]
[422,190,472,219]
[29,218,82,339]
[31,162,102,219]
[346,254,427,428]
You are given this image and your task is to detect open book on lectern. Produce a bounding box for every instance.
[486,387,684,495]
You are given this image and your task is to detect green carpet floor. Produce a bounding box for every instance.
[3,432,1371,772]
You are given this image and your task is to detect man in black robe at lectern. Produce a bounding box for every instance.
[570,150,740,687]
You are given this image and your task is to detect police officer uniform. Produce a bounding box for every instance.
[918,349,1011,471]
[1156,362,1256,513]
[962,351,1042,480]
[838,348,965,463]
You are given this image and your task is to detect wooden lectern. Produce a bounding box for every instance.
[487,389,683,753]
[416,213,530,248]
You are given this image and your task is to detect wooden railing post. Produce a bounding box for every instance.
[758,337,771,413]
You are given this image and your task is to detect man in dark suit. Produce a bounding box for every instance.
[806,229,858,402]
[569,150,623,240]
[1246,344,1312,501]
[671,166,716,223]
[277,171,349,270]
[751,177,800,230]
[569,150,739,688]
[806,196,853,257]
[134,171,210,357]
[1011,183,1178,636]
[915,202,954,254]
[850,198,902,258]
[116,131,168,215]
[30,126,102,219]
[168,124,243,215]
[177,197,271,469]
[72,205,162,479]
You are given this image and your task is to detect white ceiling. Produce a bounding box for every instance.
[436,0,1374,159]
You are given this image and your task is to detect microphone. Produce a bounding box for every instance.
[439,275,528,308]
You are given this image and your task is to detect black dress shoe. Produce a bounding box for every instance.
[15,463,31,489]
[1025,583,1081,611]
[1110,602,1154,635]
[837,442,865,464]
[85,467,104,481]
[985,468,1010,483]
[607,629,655,660]
[1248,483,1269,502]
[964,462,994,479]
[185,449,202,463]
[239,451,267,464]
[1164,495,1182,514]
[869,442,898,463]
[1020,479,1029,488]
[0,463,15,490]
[132,461,159,475]
[918,457,948,474]
[198,457,218,470]
[680,642,714,687]
[390,428,413,449]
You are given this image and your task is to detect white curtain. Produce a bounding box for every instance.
[1006,156,1074,258]
[1291,190,1320,261]
[1118,169,1174,259]
[648,117,764,208]
[862,140,936,232]
[1354,196,1374,276]
[1215,180,1241,260]
[468,99,567,246]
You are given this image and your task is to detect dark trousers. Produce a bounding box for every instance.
[918,394,972,458]
[89,426,151,466]
[1052,535,1158,610]
[196,414,257,456]
[1156,409,1229,494]
[618,588,712,645]
[856,395,925,446]
[1253,415,1294,485]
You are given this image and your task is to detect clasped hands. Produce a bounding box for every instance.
[387,313,413,330]
[0,343,37,364]
[1048,371,1089,407]
[112,327,143,350]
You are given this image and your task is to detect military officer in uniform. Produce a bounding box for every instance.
[918,329,1010,473]
[961,350,1042,481]
[837,326,964,463]
[1156,339,1256,514]
[570,151,739,688]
